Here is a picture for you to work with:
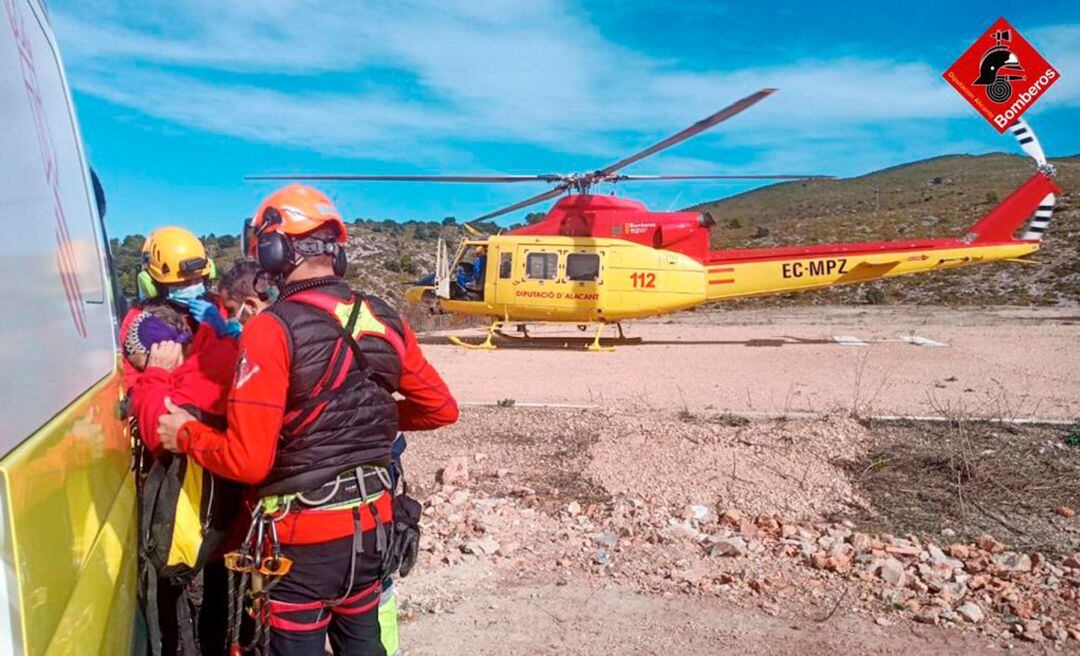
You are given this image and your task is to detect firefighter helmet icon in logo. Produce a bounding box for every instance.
[943,18,1060,133]
[973,29,1024,103]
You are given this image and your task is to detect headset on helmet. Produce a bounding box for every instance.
[248,186,349,278]
[252,207,347,277]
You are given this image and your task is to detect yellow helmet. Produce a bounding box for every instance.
[142,227,211,284]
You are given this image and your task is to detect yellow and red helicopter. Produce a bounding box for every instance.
[252,89,1060,350]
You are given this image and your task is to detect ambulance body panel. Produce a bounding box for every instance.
[0,0,138,653]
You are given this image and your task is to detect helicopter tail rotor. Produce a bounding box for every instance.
[1008,118,1048,168]
[1006,118,1056,241]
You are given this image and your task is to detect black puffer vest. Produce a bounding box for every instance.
[256,279,406,497]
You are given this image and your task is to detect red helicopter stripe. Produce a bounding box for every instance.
[708,267,735,273]
[709,279,736,285]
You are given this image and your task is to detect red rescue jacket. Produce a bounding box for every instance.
[121,296,239,454]
[177,279,458,544]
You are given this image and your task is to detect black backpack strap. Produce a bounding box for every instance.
[143,561,162,656]
[181,404,226,432]
[139,459,167,656]
[176,589,199,656]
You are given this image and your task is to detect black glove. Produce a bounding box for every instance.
[396,526,419,578]
[385,493,422,578]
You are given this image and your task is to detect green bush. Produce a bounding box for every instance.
[383,253,418,274]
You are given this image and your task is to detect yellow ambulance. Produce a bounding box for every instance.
[1,0,139,652]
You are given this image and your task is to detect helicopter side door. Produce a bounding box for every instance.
[500,243,607,322]
[510,245,562,320]
[563,248,604,322]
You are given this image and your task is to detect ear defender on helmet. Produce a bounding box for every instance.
[254,207,296,275]
[256,231,295,275]
[249,185,348,279]
[333,245,348,276]
[136,269,159,301]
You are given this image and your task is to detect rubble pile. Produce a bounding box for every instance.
[415,457,1080,645]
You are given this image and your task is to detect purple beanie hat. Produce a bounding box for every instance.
[123,311,192,359]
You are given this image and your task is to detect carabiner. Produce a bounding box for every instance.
[258,555,294,577]
[224,551,258,573]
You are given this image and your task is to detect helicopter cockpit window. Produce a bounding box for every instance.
[566,253,600,282]
[525,252,558,280]
[499,252,513,279]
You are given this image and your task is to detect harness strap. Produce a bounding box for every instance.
[374,507,387,555]
[266,581,382,631]
[332,582,382,616]
[267,594,331,632]
[268,611,332,633]
[262,466,390,516]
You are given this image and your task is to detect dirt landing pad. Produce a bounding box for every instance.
[425,306,1080,420]
[402,583,993,655]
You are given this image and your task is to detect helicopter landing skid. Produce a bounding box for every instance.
[446,334,497,350]
[446,321,499,350]
[446,321,639,351]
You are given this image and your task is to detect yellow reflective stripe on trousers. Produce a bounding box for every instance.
[380,582,399,656]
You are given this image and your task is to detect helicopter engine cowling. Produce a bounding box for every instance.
[655,220,702,248]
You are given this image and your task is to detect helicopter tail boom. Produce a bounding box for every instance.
[701,166,1059,304]
[962,171,1058,243]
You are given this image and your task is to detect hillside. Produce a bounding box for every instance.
[110,220,465,310]
[693,153,1079,306]
[110,153,1077,312]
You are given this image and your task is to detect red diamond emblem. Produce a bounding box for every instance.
[943,18,1060,133]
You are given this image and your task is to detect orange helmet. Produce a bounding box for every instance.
[248,184,347,256]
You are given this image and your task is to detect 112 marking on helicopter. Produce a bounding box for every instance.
[251,89,1060,350]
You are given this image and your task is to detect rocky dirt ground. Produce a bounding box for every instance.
[396,410,1080,655]
[394,307,1080,655]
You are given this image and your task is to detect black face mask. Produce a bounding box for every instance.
[253,270,279,303]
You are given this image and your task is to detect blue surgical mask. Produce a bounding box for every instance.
[167,281,206,305]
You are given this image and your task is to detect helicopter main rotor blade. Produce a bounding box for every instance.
[614,174,832,181]
[245,174,562,183]
[598,88,776,176]
[471,186,567,223]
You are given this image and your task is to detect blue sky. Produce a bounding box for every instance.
[51,1,1079,238]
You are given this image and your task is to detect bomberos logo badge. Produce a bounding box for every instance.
[943,18,1060,133]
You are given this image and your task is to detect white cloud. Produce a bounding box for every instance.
[50,1,1078,175]
[1027,23,1079,110]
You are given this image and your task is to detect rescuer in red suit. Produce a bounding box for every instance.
[157,185,458,655]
